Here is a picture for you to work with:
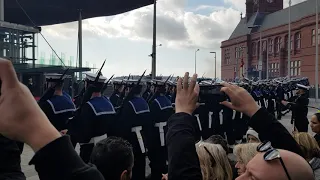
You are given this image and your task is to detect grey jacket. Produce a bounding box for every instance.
[310,157,320,180]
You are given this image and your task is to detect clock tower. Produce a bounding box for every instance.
[246,0,283,21]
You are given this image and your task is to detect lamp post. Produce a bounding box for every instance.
[195,49,200,74]
[316,0,319,102]
[288,0,292,79]
[210,52,217,79]
[248,25,262,79]
[151,0,157,79]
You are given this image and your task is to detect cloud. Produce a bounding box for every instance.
[41,0,240,50]
[41,0,309,50]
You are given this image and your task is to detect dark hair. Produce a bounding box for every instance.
[86,81,104,93]
[90,137,134,180]
[204,135,229,153]
[315,113,320,122]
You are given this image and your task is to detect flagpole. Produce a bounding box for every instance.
[316,0,319,102]
[288,0,291,79]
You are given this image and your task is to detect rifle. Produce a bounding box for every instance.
[38,68,70,102]
[77,60,106,110]
[101,74,115,93]
[117,70,146,113]
[148,75,171,104]
[116,74,132,105]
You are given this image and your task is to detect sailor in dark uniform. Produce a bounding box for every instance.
[38,73,76,132]
[68,72,116,163]
[142,80,152,101]
[282,84,310,132]
[147,79,174,180]
[116,79,150,180]
[276,82,285,120]
[109,79,125,109]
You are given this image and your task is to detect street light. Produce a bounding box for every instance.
[210,52,217,79]
[148,44,162,57]
[195,49,200,74]
[248,25,262,79]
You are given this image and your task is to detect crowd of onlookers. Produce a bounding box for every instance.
[1,57,320,180]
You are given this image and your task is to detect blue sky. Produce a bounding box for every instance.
[37,0,305,78]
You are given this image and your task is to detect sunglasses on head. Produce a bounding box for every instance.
[257,141,292,180]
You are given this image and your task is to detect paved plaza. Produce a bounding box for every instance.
[21,101,320,180]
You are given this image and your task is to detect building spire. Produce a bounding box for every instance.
[240,12,243,19]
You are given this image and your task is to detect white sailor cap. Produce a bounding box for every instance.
[151,79,166,86]
[45,73,71,82]
[296,84,310,90]
[112,79,124,85]
[124,79,145,87]
[85,72,107,83]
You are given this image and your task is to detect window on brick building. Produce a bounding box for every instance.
[312,29,316,45]
[295,32,301,49]
[268,39,273,53]
[318,29,320,45]
[269,62,279,77]
[275,37,282,53]
[290,60,301,76]
[263,41,267,51]
[235,47,238,58]
[224,48,231,65]
[252,42,256,56]
[285,35,288,50]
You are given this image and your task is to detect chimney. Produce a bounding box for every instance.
[246,0,254,22]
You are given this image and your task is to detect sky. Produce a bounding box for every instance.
[37,0,306,78]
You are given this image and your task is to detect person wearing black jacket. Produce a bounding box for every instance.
[282,84,310,132]
[0,58,104,180]
[0,135,26,180]
[166,72,307,180]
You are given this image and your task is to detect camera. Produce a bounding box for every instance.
[199,81,227,103]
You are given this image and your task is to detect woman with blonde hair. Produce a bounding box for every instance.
[233,143,259,176]
[293,132,320,180]
[196,142,233,180]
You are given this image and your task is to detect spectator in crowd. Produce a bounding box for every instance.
[246,128,260,143]
[166,72,314,180]
[0,58,105,180]
[196,141,233,180]
[293,132,320,180]
[205,135,238,179]
[233,143,259,176]
[90,136,134,180]
[311,113,320,146]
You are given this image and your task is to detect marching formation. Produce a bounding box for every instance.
[36,64,311,180]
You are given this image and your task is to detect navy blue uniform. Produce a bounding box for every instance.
[148,95,173,180]
[39,92,76,131]
[68,96,116,163]
[116,96,151,180]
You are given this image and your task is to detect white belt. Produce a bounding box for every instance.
[264,98,268,107]
[208,112,213,128]
[273,99,277,109]
[219,110,223,125]
[80,134,107,145]
[131,126,145,153]
[240,112,243,119]
[195,114,202,131]
[155,122,167,146]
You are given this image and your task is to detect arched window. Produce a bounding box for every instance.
[275,37,282,52]
[284,35,289,50]
[268,38,274,53]
[252,42,256,56]
[295,32,301,49]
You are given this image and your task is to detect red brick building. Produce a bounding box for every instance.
[221,0,320,84]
